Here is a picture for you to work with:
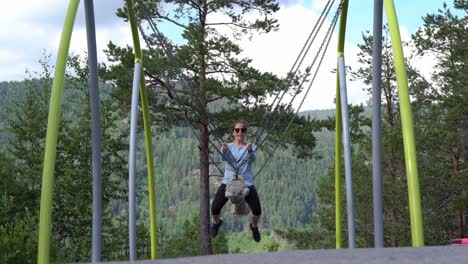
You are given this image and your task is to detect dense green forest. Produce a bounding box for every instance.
[0,76,335,262]
[0,1,466,263]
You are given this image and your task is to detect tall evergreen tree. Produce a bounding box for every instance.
[412,1,468,239]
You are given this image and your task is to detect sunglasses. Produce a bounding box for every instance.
[234,127,247,133]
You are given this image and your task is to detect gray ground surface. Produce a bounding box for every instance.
[102,246,467,263]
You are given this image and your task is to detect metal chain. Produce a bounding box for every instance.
[134,6,241,173]
[131,0,344,179]
[253,0,336,143]
[256,0,341,149]
[254,0,344,179]
[138,6,227,149]
[135,3,267,175]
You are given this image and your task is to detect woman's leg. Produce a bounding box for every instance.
[211,183,229,224]
[245,185,262,227]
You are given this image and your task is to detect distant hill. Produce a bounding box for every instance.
[300,109,335,119]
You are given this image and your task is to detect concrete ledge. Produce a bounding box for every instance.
[102,246,468,264]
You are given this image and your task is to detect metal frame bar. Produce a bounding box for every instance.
[129,62,142,261]
[384,0,424,247]
[37,1,80,263]
[126,0,158,258]
[84,0,103,260]
[372,0,384,248]
[335,0,350,249]
[338,55,356,248]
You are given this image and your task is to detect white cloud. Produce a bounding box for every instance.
[312,0,330,12]
[0,0,131,81]
[233,3,367,111]
[279,0,304,6]
[388,25,437,84]
[399,26,411,43]
[411,51,437,82]
[344,43,368,106]
[0,0,439,111]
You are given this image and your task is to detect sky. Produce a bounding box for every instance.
[0,0,458,110]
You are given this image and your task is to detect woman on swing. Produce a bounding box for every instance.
[210,120,261,242]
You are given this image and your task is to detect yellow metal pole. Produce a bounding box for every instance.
[384,0,424,247]
[335,0,349,249]
[37,1,80,263]
[127,0,158,258]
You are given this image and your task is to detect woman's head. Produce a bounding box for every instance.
[232,120,247,141]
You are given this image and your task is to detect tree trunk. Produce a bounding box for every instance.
[453,148,464,238]
[199,122,212,255]
[198,0,212,254]
[383,79,399,247]
[389,208,398,247]
[456,211,464,238]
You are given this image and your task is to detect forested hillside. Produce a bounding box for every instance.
[0,74,337,262]
[0,1,466,263]
[0,78,336,231]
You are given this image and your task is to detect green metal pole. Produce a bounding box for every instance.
[337,1,349,58]
[37,1,80,263]
[335,0,349,249]
[127,0,158,258]
[384,0,424,247]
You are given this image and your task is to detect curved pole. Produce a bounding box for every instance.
[338,55,355,248]
[127,0,158,258]
[384,0,424,247]
[84,0,103,261]
[372,0,384,248]
[37,1,80,263]
[335,0,350,249]
[129,62,142,261]
[334,76,342,249]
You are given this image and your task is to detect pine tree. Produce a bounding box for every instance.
[412,2,468,239]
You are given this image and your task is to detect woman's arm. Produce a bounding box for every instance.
[221,142,235,163]
[247,143,257,162]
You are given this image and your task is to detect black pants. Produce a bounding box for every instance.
[211,183,262,216]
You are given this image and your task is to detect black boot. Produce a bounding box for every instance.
[250,223,261,242]
[210,219,223,238]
